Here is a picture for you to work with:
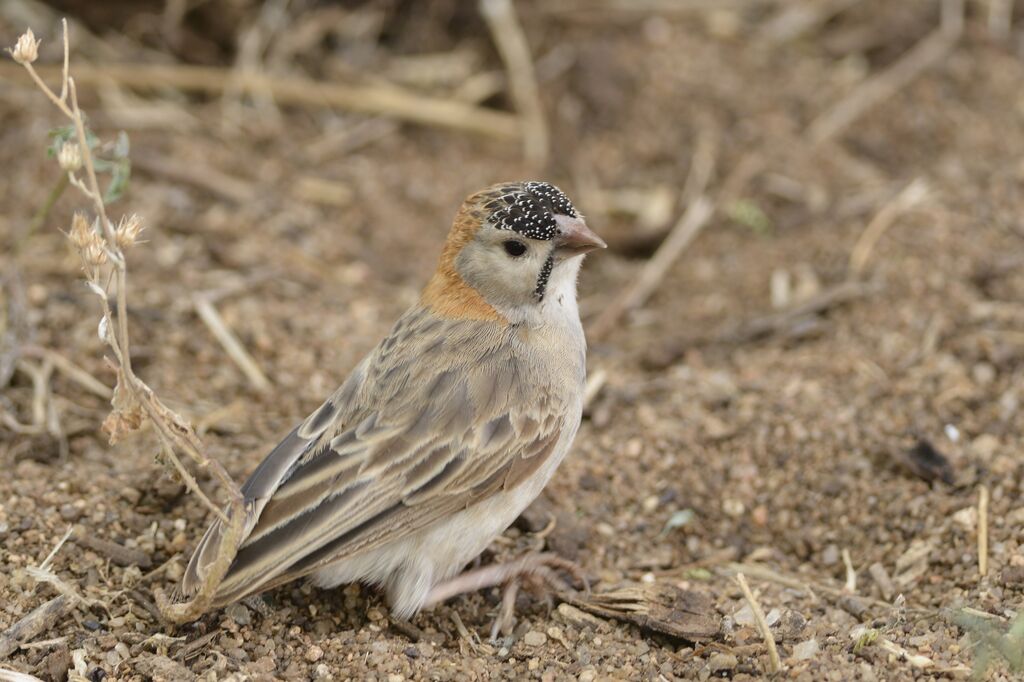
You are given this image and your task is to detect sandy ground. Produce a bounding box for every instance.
[2,1,1024,680]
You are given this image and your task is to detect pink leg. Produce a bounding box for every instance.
[422,552,588,639]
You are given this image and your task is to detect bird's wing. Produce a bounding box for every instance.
[182,306,578,606]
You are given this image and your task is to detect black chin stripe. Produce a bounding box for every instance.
[534,253,555,301]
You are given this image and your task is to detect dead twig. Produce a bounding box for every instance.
[193,295,272,393]
[480,0,549,165]
[2,61,521,140]
[978,484,989,578]
[734,573,782,674]
[719,280,879,344]
[807,0,964,145]
[759,0,864,45]
[589,197,713,341]
[22,345,111,400]
[132,154,256,204]
[848,178,929,277]
[0,596,73,660]
[11,21,247,623]
[71,526,153,568]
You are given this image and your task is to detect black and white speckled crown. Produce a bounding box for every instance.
[483,181,578,240]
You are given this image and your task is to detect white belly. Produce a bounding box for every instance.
[311,408,580,618]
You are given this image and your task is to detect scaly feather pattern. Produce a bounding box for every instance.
[183,304,583,607]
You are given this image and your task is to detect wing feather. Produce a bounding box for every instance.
[183,306,581,607]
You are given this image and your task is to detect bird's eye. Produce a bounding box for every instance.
[503,240,527,257]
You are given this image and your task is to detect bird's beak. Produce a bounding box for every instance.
[553,214,607,258]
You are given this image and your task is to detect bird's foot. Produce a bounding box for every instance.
[422,552,589,642]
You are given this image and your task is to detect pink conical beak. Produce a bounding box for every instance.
[553,214,607,256]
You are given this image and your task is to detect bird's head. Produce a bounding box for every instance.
[422,181,605,324]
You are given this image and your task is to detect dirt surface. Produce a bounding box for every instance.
[3,1,1024,680]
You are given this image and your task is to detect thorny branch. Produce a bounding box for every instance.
[9,20,245,623]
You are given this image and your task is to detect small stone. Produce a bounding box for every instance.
[523,630,547,647]
[59,504,81,521]
[578,669,597,682]
[707,652,738,673]
[225,603,251,626]
[822,544,840,566]
[1001,566,1024,585]
[403,646,420,658]
[314,663,332,679]
[305,645,324,662]
[792,638,819,661]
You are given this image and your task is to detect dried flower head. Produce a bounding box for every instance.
[68,212,93,250]
[9,28,40,65]
[84,241,108,267]
[58,142,82,172]
[115,213,144,249]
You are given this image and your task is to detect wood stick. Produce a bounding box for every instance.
[0,596,72,659]
[734,573,782,674]
[807,2,963,145]
[1,61,520,140]
[589,196,713,341]
[480,0,549,165]
[978,484,989,578]
[193,295,272,393]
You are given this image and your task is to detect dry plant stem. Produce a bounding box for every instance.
[842,549,857,593]
[22,345,112,399]
[5,62,521,140]
[0,596,73,659]
[848,178,929,277]
[978,485,989,578]
[589,196,713,341]
[16,22,246,623]
[193,294,272,392]
[807,1,963,144]
[734,572,782,674]
[132,154,256,204]
[480,0,549,165]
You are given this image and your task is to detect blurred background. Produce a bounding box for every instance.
[2,0,1024,679]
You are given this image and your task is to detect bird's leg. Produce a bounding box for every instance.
[490,579,520,641]
[423,552,589,638]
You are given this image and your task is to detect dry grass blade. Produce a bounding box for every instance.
[563,582,719,641]
[978,484,989,578]
[807,1,963,145]
[1,61,521,140]
[734,572,782,674]
[22,345,111,399]
[848,178,929,277]
[480,0,549,165]
[193,294,272,393]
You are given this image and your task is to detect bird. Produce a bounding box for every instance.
[181,180,606,622]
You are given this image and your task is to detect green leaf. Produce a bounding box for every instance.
[727,199,773,235]
[103,157,131,204]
